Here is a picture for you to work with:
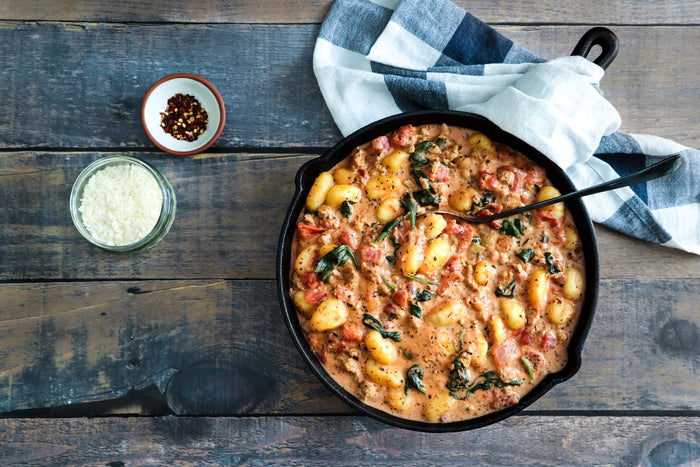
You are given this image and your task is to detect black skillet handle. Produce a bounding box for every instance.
[571,27,619,70]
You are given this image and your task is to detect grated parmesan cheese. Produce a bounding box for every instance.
[79,163,163,246]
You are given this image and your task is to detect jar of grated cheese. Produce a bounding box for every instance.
[70,156,177,252]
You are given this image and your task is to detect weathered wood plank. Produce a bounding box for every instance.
[2,0,700,25]
[0,278,697,414]
[1,152,698,281]
[0,279,346,415]
[0,24,698,149]
[0,416,697,466]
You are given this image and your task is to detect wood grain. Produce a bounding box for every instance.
[0,416,697,465]
[0,278,697,414]
[0,24,698,149]
[1,0,700,25]
[1,152,698,281]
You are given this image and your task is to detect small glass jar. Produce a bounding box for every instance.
[70,156,177,252]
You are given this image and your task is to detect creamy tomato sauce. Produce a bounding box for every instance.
[290,123,586,423]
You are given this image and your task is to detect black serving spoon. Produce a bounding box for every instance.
[429,154,683,224]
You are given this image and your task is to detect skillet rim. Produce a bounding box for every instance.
[276,110,600,432]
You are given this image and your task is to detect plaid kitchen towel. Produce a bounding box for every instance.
[313,0,700,255]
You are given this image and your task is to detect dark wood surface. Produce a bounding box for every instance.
[0,1,698,465]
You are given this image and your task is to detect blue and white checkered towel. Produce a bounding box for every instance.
[313,0,700,255]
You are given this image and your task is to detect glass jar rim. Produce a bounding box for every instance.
[70,155,176,252]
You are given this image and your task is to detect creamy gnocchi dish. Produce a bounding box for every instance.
[290,123,586,423]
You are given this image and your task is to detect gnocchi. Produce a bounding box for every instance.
[306,171,333,211]
[366,174,402,199]
[309,299,347,332]
[325,184,362,209]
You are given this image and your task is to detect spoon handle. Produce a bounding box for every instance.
[472,154,683,224]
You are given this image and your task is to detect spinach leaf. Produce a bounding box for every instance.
[409,148,429,181]
[414,141,433,153]
[501,220,522,239]
[377,214,406,242]
[382,277,398,292]
[314,245,359,283]
[446,357,471,397]
[522,356,534,382]
[412,169,429,180]
[448,370,521,400]
[469,192,495,213]
[340,200,355,219]
[404,273,439,286]
[516,248,535,263]
[408,302,422,318]
[402,194,417,229]
[513,218,525,234]
[412,187,441,207]
[362,314,402,342]
[435,137,450,148]
[544,252,560,274]
[405,364,426,395]
[415,290,433,302]
[495,278,516,297]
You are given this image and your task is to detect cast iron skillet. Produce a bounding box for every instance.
[276,28,614,432]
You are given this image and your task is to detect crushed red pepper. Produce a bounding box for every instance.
[160,93,208,142]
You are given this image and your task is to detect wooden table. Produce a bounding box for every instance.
[1,1,698,465]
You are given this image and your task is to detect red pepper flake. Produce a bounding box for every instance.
[160,93,209,142]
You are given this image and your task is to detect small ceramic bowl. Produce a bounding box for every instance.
[142,73,226,156]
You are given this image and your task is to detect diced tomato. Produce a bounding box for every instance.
[384,303,399,317]
[493,338,520,369]
[526,166,547,185]
[301,271,321,288]
[551,271,567,286]
[475,204,503,230]
[533,209,562,227]
[476,203,502,217]
[501,166,527,193]
[437,272,462,295]
[541,331,557,349]
[359,246,385,266]
[334,341,346,353]
[553,225,566,244]
[393,228,406,244]
[444,219,464,235]
[338,229,359,250]
[429,164,450,182]
[390,124,415,147]
[444,255,462,274]
[297,222,326,241]
[304,290,326,305]
[478,170,499,190]
[459,224,473,243]
[519,329,534,345]
[392,289,408,307]
[334,284,350,302]
[342,322,365,342]
[371,135,392,153]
